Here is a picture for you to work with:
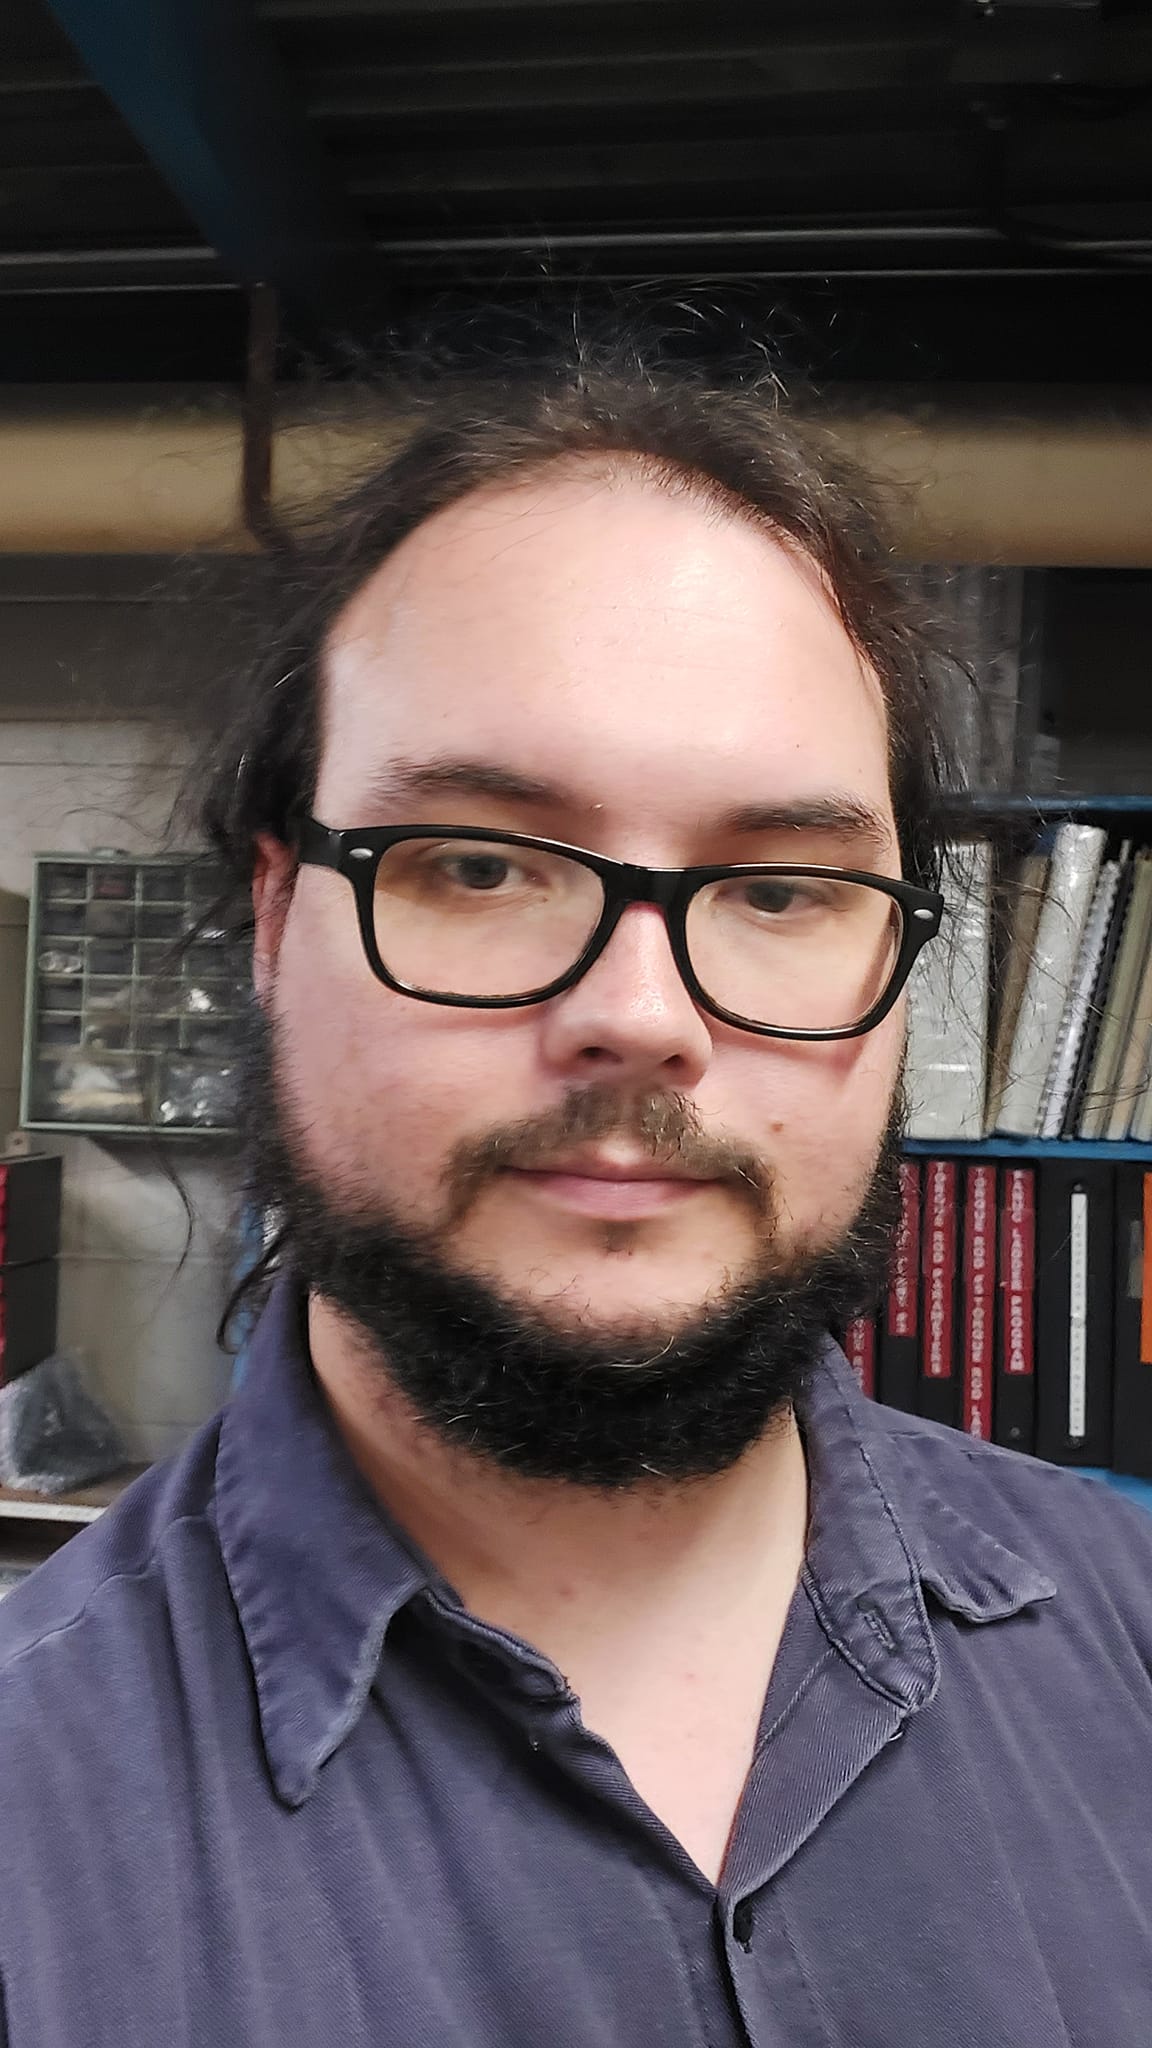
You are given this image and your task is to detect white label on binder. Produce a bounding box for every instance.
[1068,1188,1089,1444]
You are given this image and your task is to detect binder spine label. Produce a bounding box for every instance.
[888,1161,920,1340]
[1001,1167,1035,1378]
[923,1161,956,1381]
[1142,1175,1152,1367]
[844,1316,876,1399]
[964,1164,995,1440]
[1069,1187,1089,1443]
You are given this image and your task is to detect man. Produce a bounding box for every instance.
[0,355,1149,2047]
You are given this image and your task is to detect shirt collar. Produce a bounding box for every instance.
[216,1277,434,1808]
[799,1340,1057,1715]
[216,1280,1057,1806]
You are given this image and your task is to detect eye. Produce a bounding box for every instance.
[444,852,518,892]
[739,878,815,915]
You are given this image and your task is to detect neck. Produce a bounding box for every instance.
[308,1293,810,1654]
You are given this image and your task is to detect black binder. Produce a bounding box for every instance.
[1112,1166,1152,1479]
[918,1158,960,1430]
[878,1159,920,1414]
[1035,1161,1115,1467]
[994,1165,1037,1455]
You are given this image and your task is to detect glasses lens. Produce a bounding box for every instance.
[372,837,605,999]
[685,872,904,1031]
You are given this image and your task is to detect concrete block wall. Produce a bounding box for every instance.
[0,564,248,1464]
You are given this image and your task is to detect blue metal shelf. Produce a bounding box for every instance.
[1082,1469,1152,1515]
[903,1137,1152,1161]
[953,793,1152,816]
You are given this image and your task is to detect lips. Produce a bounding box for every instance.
[508,1150,717,1184]
[500,1152,721,1220]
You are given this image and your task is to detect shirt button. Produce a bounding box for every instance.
[732,1900,755,1950]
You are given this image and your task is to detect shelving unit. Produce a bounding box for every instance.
[897,786,1152,1501]
[20,853,247,1136]
[904,1138,1152,1161]
[1084,1470,1152,1513]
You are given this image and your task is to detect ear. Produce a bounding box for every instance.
[252,832,296,1002]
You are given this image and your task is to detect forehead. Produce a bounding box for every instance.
[317,464,891,824]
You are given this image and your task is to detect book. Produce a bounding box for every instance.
[1063,851,1135,1135]
[1038,858,1122,1138]
[905,839,991,1141]
[1111,1167,1152,1480]
[878,1160,920,1414]
[919,1158,960,1428]
[1131,1047,1152,1146]
[995,823,1107,1136]
[995,1165,1036,1454]
[1035,1162,1115,1468]
[1079,852,1152,1139]
[961,1163,996,1440]
[986,851,1049,1133]
[1104,881,1152,1140]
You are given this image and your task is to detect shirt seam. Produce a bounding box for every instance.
[0,1508,216,1685]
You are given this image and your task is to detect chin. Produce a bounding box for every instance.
[476,1252,750,1339]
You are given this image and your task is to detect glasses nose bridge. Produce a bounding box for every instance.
[611,861,682,918]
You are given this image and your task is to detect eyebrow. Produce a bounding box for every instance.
[357,757,893,850]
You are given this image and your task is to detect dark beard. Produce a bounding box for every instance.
[239,1006,904,1489]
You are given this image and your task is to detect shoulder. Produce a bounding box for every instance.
[0,1414,225,1698]
[874,1403,1152,1628]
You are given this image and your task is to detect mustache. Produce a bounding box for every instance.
[441,1084,773,1226]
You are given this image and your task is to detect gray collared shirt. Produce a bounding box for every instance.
[0,1276,1150,2045]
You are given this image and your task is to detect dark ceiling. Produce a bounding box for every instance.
[3,0,1152,384]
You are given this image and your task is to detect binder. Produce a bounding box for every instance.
[919,1158,960,1429]
[996,823,1106,1137]
[878,1159,920,1414]
[961,1163,997,1441]
[1065,853,1135,1134]
[995,1166,1037,1454]
[843,1315,877,1400]
[1035,1162,1115,1467]
[1111,1167,1152,1480]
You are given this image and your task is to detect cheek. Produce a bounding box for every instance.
[271,895,541,1215]
[730,1008,903,1237]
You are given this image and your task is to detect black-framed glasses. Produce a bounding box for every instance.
[295,818,943,1042]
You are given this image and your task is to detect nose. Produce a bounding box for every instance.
[537,902,714,1089]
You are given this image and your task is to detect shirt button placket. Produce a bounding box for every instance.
[731,1898,756,1952]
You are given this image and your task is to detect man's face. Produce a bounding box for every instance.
[254,465,905,1346]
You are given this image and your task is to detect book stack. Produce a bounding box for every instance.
[905,820,1152,1144]
[0,1153,61,1387]
[843,1158,1152,1480]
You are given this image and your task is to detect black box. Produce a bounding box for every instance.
[0,1259,59,1383]
[0,1154,62,1269]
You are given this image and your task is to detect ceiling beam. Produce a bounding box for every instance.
[44,0,382,330]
